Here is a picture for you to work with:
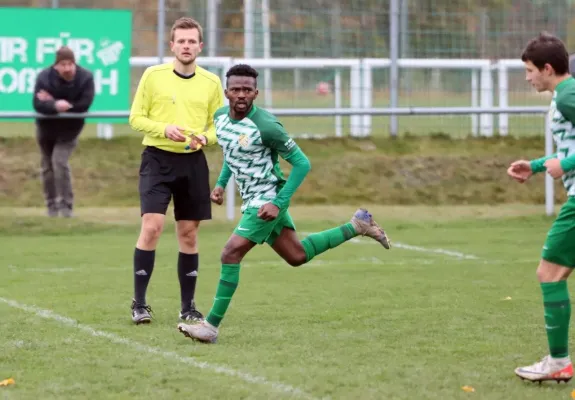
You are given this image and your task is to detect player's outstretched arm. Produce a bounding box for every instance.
[529,154,557,174]
[129,69,168,138]
[507,159,535,183]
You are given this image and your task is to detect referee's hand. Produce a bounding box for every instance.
[164,125,187,142]
[188,134,207,150]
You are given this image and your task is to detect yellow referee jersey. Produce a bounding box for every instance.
[129,62,224,153]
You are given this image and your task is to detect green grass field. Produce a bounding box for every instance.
[2,204,574,399]
[0,90,551,139]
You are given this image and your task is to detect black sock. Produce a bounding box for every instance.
[134,248,155,305]
[178,252,199,311]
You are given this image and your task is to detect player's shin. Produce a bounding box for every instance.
[301,223,356,263]
[178,252,199,310]
[541,280,571,358]
[134,248,155,305]
[205,263,241,327]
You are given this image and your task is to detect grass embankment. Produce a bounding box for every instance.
[0,134,565,207]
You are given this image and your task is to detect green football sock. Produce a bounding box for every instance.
[301,223,357,263]
[541,281,571,358]
[206,264,240,327]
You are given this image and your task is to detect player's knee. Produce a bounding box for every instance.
[285,253,307,267]
[177,229,197,249]
[536,259,572,282]
[139,216,164,246]
[221,245,243,264]
[141,224,162,242]
[176,221,200,251]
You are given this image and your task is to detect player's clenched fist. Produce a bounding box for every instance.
[164,125,187,142]
[210,186,224,205]
[258,203,279,221]
[507,159,533,183]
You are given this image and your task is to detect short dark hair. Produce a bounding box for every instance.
[226,64,259,87]
[171,17,203,42]
[521,32,569,75]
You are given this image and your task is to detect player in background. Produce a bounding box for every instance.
[177,64,392,344]
[508,32,575,383]
[128,17,224,324]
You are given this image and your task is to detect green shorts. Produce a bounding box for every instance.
[542,197,575,267]
[233,207,296,245]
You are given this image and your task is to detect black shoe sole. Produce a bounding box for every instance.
[516,374,572,384]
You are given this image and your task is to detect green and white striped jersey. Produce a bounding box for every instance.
[214,105,298,211]
[548,77,575,196]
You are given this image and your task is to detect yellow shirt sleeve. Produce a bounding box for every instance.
[129,69,168,138]
[204,78,225,146]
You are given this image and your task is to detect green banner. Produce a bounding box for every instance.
[0,7,132,122]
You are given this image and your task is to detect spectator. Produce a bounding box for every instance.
[32,46,95,217]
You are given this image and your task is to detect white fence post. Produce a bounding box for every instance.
[498,63,509,135]
[479,62,494,136]
[471,70,479,136]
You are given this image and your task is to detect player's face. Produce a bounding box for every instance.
[54,60,76,81]
[524,60,552,92]
[225,76,259,114]
[170,28,203,66]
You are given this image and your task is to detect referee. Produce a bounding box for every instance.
[128,17,224,324]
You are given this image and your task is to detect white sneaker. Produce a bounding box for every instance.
[177,320,218,344]
[515,355,573,383]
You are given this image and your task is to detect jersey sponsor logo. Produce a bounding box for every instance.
[238,134,249,148]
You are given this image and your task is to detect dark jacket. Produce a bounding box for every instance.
[33,65,95,139]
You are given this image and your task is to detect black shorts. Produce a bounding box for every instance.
[138,146,212,221]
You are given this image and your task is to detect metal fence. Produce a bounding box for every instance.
[2,0,571,137]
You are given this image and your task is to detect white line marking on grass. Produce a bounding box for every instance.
[391,242,479,260]
[8,265,77,273]
[301,232,480,260]
[0,297,318,400]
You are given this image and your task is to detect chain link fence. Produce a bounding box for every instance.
[3,0,575,137]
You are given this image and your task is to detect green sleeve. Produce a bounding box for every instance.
[272,148,311,209]
[561,155,575,172]
[260,120,298,157]
[530,154,556,173]
[215,159,232,188]
[557,89,575,124]
[260,121,311,209]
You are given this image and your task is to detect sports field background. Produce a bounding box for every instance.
[1,204,572,400]
[1,1,572,398]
